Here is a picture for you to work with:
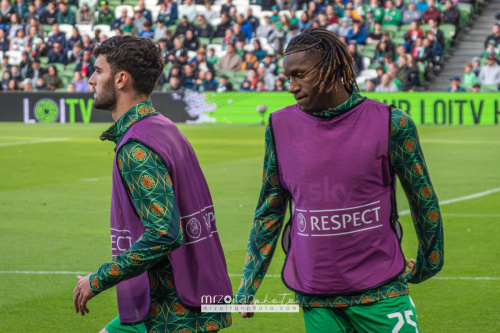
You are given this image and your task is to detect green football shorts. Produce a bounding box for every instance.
[105,316,147,333]
[303,295,420,333]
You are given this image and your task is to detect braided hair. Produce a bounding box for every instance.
[284,28,358,94]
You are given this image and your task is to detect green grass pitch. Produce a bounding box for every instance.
[0,122,499,332]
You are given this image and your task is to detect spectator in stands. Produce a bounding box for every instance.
[366,22,383,45]
[416,0,428,13]
[42,65,63,90]
[298,12,311,31]
[471,83,480,92]
[175,15,194,38]
[40,1,57,25]
[196,15,213,40]
[207,47,218,66]
[48,41,68,65]
[67,27,82,51]
[7,78,19,90]
[441,0,460,33]
[269,21,286,53]
[478,54,500,85]
[471,56,481,76]
[246,7,259,32]
[201,70,217,91]
[279,13,292,31]
[286,25,300,45]
[374,40,388,64]
[24,2,39,24]
[183,29,199,51]
[214,12,231,38]
[425,31,442,64]
[112,8,128,30]
[57,0,75,25]
[463,62,477,85]
[137,0,152,23]
[423,0,440,24]
[216,74,233,92]
[394,0,407,15]
[121,16,139,36]
[164,30,174,50]
[484,23,500,49]
[337,17,351,38]
[71,70,89,92]
[447,76,466,92]
[220,0,234,15]
[140,20,155,39]
[34,76,49,90]
[10,65,22,82]
[200,0,217,21]
[222,28,235,49]
[193,48,214,75]
[97,0,114,26]
[47,23,66,49]
[260,52,277,75]
[236,14,253,41]
[255,65,273,90]
[166,38,183,61]
[240,79,252,91]
[13,0,29,18]
[375,72,399,92]
[168,75,183,91]
[132,8,147,33]
[9,28,29,51]
[393,56,410,90]
[347,19,368,45]
[382,0,402,26]
[407,20,423,42]
[19,52,31,79]
[76,2,94,25]
[27,17,44,39]
[233,23,247,44]
[67,82,75,91]
[348,42,364,74]
[75,51,95,78]
[324,5,338,25]
[270,5,280,23]
[21,78,32,91]
[161,0,178,26]
[8,13,24,39]
[428,18,444,50]
[33,0,44,17]
[154,20,167,40]
[26,58,46,82]
[362,79,375,92]
[241,51,259,70]
[273,77,285,91]
[217,42,241,71]
[482,40,499,60]
[179,0,197,22]
[1,70,11,89]
[0,28,8,52]
[256,15,273,38]
[0,0,14,25]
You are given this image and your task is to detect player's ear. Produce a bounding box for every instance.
[115,71,129,90]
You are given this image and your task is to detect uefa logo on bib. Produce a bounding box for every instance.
[186,218,202,239]
[297,213,306,232]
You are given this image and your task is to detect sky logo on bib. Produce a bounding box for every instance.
[297,213,306,232]
[186,218,202,239]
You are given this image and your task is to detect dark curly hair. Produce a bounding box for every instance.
[284,27,357,94]
[93,35,164,96]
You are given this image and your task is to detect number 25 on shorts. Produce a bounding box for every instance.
[387,310,419,333]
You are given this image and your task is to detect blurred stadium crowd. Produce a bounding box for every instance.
[0,0,499,93]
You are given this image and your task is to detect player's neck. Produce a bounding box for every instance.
[110,92,150,121]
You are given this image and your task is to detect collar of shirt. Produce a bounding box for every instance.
[311,86,366,118]
[99,99,158,144]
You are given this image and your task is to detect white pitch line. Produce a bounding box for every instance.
[0,138,69,147]
[1,271,498,281]
[399,187,500,216]
[81,178,99,182]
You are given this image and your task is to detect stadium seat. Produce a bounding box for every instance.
[75,24,93,38]
[420,24,430,34]
[114,5,134,19]
[211,37,223,45]
[216,70,235,78]
[199,37,211,46]
[51,63,66,72]
[392,37,405,46]
[94,24,111,35]
[39,56,49,65]
[381,25,398,39]
[6,50,22,65]
[399,24,411,32]
[480,84,499,92]
[439,24,456,39]
[59,24,74,39]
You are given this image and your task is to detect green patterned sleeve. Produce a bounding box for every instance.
[390,107,444,284]
[235,122,289,302]
[89,142,182,295]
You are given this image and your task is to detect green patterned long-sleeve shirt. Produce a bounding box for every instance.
[90,100,231,333]
[236,89,444,307]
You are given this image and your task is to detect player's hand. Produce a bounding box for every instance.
[238,301,254,319]
[405,257,416,275]
[73,273,96,316]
